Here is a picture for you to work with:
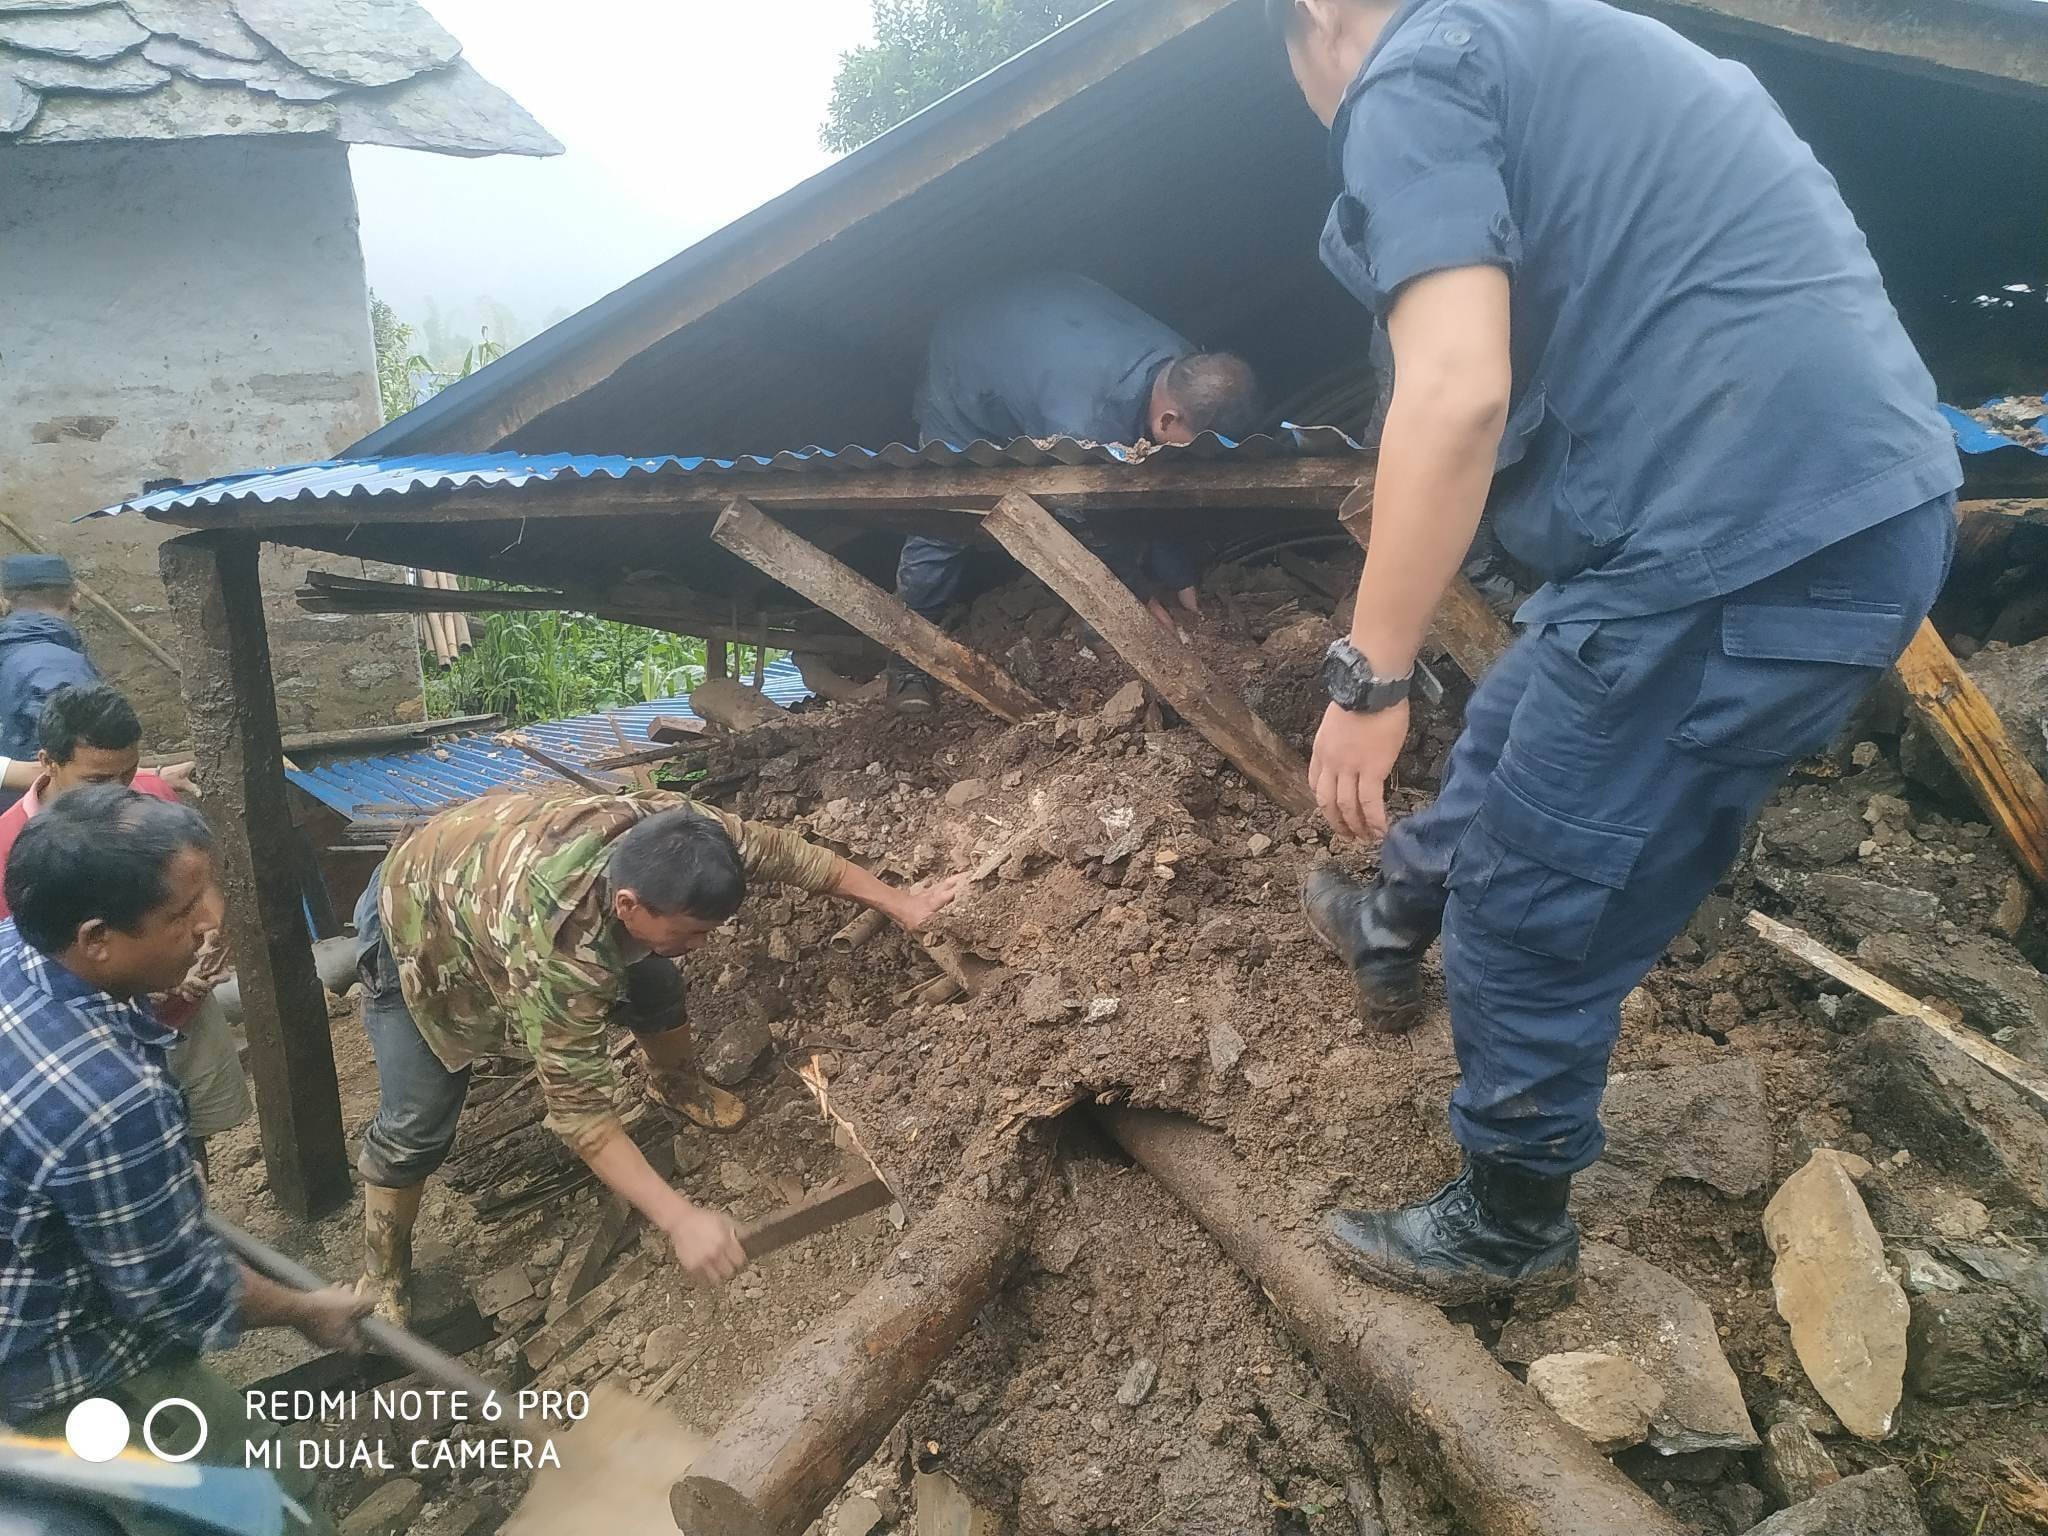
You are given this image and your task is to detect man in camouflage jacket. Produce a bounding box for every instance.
[351,787,960,1321]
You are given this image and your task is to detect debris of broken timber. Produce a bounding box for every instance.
[829,908,890,952]
[984,492,1315,814]
[1893,619,2048,890]
[712,498,1044,723]
[1094,1107,1689,1536]
[1745,909,2048,1106]
[690,676,794,732]
[671,1182,1025,1536]
[501,734,617,795]
[648,714,714,745]
[1336,483,1514,684]
[793,652,886,704]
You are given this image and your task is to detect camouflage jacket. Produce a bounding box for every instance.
[379,789,846,1150]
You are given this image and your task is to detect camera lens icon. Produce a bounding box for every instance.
[63,1397,208,1464]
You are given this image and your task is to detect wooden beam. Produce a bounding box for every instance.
[1893,619,2048,891]
[983,493,1314,813]
[149,457,1369,533]
[160,533,351,1219]
[736,1173,894,1263]
[713,498,1043,723]
[1745,911,2048,1107]
[1097,1108,1690,1536]
[1336,484,1515,684]
[672,1181,1024,1536]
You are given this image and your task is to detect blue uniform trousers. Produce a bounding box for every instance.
[895,529,1200,622]
[1380,497,1955,1176]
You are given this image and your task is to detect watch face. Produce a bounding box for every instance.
[1319,652,1361,708]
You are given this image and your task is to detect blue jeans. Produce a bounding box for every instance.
[351,872,688,1186]
[1383,497,1955,1176]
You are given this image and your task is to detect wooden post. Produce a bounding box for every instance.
[712,499,1043,723]
[1336,484,1515,684]
[672,1183,1023,1536]
[1894,619,2048,891]
[983,493,1315,814]
[1096,1108,1689,1536]
[161,533,351,1218]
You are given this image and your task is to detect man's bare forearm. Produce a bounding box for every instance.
[1348,396,1500,676]
[582,1124,695,1230]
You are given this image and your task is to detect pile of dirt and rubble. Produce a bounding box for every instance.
[212,547,2048,1536]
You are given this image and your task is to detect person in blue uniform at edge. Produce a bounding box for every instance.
[1268,0,1962,1304]
[887,271,1263,714]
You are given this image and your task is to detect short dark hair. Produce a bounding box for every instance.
[6,784,214,955]
[1160,353,1264,440]
[607,809,747,921]
[38,682,142,763]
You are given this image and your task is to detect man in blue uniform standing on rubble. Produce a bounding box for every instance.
[1269,0,1961,1304]
[887,271,1262,714]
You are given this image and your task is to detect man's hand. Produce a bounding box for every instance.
[890,872,966,932]
[291,1284,370,1353]
[1309,700,1410,842]
[666,1204,745,1285]
[158,760,199,799]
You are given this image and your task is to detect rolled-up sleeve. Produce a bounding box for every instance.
[701,804,849,897]
[44,1088,243,1352]
[1328,30,1520,309]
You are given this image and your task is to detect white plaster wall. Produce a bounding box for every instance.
[0,135,420,743]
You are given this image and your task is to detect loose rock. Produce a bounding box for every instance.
[1897,1248,1966,1295]
[1855,1015,2048,1210]
[1758,1419,1840,1507]
[1856,932,2048,1045]
[340,1480,427,1536]
[1577,1058,1771,1217]
[1499,1242,1756,1454]
[701,1011,773,1086]
[1524,1350,1663,1453]
[1207,1019,1246,1075]
[944,778,988,808]
[1100,681,1147,732]
[1905,1290,2048,1404]
[1019,971,1070,1026]
[642,1323,691,1373]
[1932,1195,1991,1239]
[1762,1150,1910,1440]
[1116,1358,1159,1407]
[1741,1466,1929,1536]
[834,1493,884,1536]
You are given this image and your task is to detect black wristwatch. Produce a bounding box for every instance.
[1320,638,1413,714]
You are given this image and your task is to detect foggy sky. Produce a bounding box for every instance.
[351,1,874,339]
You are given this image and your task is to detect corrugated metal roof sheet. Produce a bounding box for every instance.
[100,427,1368,518]
[288,658,810,829]
[1942,401,2048,457]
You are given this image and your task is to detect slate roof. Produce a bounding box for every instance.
[0,0,560,156]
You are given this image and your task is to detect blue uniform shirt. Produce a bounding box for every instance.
[913,272,1189,447]
[1319,0,1961,622]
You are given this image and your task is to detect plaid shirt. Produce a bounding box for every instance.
[0,925,242,1420]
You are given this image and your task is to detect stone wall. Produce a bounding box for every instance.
[0,134,419,746]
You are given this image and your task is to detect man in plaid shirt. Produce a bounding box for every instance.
[0,785,358,1530]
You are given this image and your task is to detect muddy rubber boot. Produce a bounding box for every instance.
[1300,867,1430,1033]
[1323,1159,1579,1309]
[637,1022,748,1132]
[355,1182,423,1328]
[887,663,936,717]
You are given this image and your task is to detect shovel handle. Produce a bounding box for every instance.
[207,1214,510,1409]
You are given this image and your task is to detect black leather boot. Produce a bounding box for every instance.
[1323,1159,1580,1308]
[1301,867,1432,1033]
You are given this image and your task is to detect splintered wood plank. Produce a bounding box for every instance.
[1336,482,1514,684]
[1894,619,2048,890]
[713,498,1043,722]
[983,492,1315,814]
[1746,911,2048,1107]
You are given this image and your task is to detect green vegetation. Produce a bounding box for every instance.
[822,0,1074,153]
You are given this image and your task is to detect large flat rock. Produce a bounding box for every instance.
[1499,1241,1757,1455]
[231,0,457,87]
[1577,1058,1771,1218]
[1762,1152,1909,1441]
[1855,1014,2048,1210]
[1742,1466,1929,1536]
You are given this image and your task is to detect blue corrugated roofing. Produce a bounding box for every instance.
[290,658,810,830]
[1941,400,2048,457]
[100,427,1367,518]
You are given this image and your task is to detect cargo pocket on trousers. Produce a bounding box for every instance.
[1672,601,1906,768]
[1446,776,1649,964]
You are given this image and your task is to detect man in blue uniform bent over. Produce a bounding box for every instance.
[1268,0,1961,1303]
[888,271,1261,713]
